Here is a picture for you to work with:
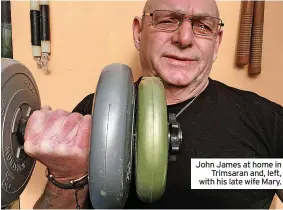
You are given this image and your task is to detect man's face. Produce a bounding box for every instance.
[133,0,223,87]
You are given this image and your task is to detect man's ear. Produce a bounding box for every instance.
[213,30,223,62]
[132,16,143,51]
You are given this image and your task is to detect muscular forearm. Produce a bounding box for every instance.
[34,182,89,209]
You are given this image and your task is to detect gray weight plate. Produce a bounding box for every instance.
[1,58,41,208]
[89,63,135,209]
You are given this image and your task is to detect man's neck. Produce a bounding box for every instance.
[164,78,209,105]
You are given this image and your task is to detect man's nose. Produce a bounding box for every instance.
[172,20,194,48]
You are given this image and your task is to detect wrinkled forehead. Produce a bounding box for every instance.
[147,0,219,17]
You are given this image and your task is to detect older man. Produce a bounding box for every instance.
[25,0,282,209]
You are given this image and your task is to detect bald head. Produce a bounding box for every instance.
[143,0,219,18]
[143,0,151,12]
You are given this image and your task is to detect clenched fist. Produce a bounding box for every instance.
[24,106,92,181]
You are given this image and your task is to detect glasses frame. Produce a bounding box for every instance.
[143,10,224,36]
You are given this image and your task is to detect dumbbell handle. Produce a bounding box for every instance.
[17,117,28,147]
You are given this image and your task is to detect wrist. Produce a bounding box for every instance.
[45,168,88,190]
[40,182,89,209]
[45,168,89,209]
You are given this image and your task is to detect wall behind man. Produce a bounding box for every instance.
[10,1,282,209]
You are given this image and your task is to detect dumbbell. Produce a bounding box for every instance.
[3,58,283,208]
[1,58,183,209]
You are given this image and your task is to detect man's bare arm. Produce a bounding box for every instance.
[23,109,92,209]
[34,182,89,209]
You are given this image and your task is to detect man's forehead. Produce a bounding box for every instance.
[145,0,219,17]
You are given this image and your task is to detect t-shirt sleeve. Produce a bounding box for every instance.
[72,93,95,115]
[276,105,283,158]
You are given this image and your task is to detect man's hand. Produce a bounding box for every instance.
[24,105,92,181]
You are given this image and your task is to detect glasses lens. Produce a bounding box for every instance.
[192,16,221,36]
[152,10,180,31]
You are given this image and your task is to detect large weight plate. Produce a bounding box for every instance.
[136,77,168,202]
[1,58,41,208]
[89,63,135,209]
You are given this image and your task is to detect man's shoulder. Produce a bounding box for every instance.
[211,79,283,158]
[210,78,282,112]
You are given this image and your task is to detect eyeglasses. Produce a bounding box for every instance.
[143,10,224,36]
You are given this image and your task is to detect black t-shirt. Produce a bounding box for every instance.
[72,78,283,209]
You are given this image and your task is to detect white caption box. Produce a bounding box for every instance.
[191,158,283,189]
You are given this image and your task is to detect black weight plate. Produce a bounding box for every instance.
[1,58,41,208]
[89,63,135,209]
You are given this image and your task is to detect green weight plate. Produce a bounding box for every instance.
[136,77,168,203]
[1,58,41,208]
